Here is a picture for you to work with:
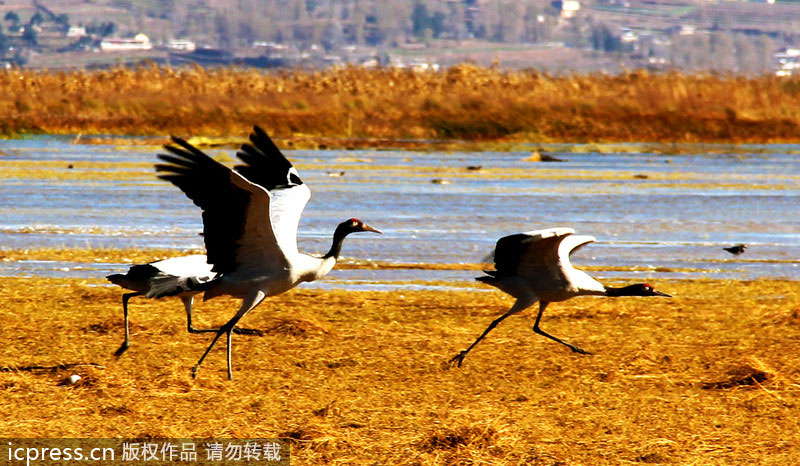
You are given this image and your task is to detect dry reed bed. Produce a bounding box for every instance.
[1,276,798,463]
[3,66,800,143]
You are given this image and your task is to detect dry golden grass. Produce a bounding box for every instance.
[1,275,798,463]
[3,65,800,143]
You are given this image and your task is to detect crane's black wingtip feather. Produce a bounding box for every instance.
[248,125,280,151]
[249,126,270,147]
[167,136,209,157]
[156,153,194,168]
[157,152,178,162]
[162,143,191,160]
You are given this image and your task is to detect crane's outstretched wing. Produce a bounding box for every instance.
[156,137,291,274]
[480,227,604,297]
[557,234,596,263]
[234,126,311,259]
[488,228,576,281]
[235,126,301,188]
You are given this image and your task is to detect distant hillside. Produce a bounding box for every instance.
[0,0,798,74]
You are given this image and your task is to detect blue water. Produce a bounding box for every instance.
[1,136,798,286]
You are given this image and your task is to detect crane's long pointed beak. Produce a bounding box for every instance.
[362,224,382,234]
[655,290,671,297]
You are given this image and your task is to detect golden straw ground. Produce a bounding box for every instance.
[1,275,798,463]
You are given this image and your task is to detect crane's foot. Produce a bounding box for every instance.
[447,351,468,368]
[113,342,130,358]
[568,344,592,355]
[188,327,263,336]
[190,366,199,379]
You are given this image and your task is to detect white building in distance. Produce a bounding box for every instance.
[100,33,152,51]
[168,39,196,52]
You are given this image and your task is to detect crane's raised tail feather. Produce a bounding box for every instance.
[145,274,216,299]
[106,264,160,291]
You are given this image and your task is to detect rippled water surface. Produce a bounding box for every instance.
[1,136,798,285]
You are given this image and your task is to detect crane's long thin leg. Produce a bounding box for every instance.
[191,289,266,380]
[448,298,533,368]
[183,296,199,333]
[532,301,591,355]
[183,296,263,336]
[114,292,142,357]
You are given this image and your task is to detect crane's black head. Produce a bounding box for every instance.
[606,283,671,297]
[325,219,381,259]
[337,218,382,235]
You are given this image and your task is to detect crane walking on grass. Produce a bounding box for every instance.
[449,228,671,367]
[106,254,261,357]
[156,126,381,379]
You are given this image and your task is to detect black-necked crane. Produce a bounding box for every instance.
[155,126,381,379]
[449,227,671,367]
[723,244,747,255]
[106,254,260,357]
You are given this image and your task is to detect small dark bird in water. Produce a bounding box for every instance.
[540,154,565,162]
[723,244,747,255]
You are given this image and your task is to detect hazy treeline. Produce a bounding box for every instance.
[151,0,782,74]
[164,0,554,49]
[668,32,776,74]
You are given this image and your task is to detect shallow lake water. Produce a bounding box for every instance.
[1,136,798,288]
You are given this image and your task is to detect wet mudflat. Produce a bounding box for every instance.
[1,138,798,287]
